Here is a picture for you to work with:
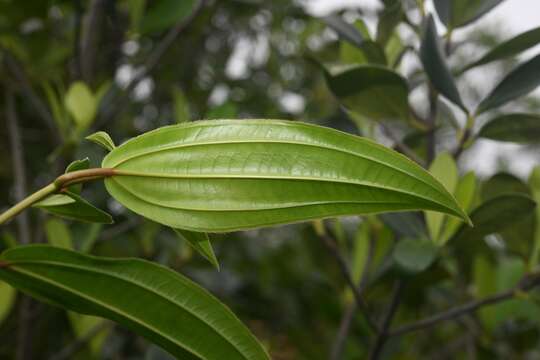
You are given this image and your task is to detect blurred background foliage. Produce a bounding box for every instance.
[1,0,540,359]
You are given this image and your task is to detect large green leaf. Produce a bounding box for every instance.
[101,120,469,232]
[476,53,540,114]
[420,15,467,112]
[0,245,269,360]
[140,0,197,34]
[433,0,504,29]
[478,113,540,143]
[462,26,540,71]
[325,66,410,121]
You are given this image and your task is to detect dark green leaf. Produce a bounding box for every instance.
[481,172,535,255]
[420,15,467,112]
[478,113,540,143]
[323,15,365,48]
[140,0,197,34]
[0,245,269,360]
[327,17,387,65]
[393,238,438,273]
[452,194,536,243]
[463,26,540,71]
[325,66,410,121]
[86,131,116,152]
[173,229,219,270]
[433,0,504,29]
[102,120,469,232]
[477,53,540,114]
[34,191,113,224]
[380,212,427,238]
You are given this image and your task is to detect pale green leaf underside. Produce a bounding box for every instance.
[102,120,469,232]
[0,245,268,360]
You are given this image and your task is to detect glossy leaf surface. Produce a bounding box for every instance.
[420,16,467,112]
[0,245,269,360]
[477,53,540,114]
[102,120,469,232]
[463,26,540,71]
[325,67,409,121]
[478,113,540,143]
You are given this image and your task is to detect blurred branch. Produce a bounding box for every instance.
[5,90,30,244]
[331,236,374,360]
[72,0,83,79]
[379,123,426,167]
[389,272,540,337]
[319,229,380,334]
[368,280,404,360]
[6,89,35,360]
[2,50,60,144]
[49,321,113,360]
[80,0,106,83]
[97,0,206,126]
[426,84,438,164]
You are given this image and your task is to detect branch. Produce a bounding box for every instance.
[320,232,380,334]
[379,123,426,167]
[426,84,438,164]
[0,168,115,226]
[2,50,60,144]
[5,89,31,244]
[97,0,206,126]
[80,0,106,83]
[368,280,404,360]
[389,273,540,337]
[6,89,35,360]
[330,236,375,360]
[49,321,113,360]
